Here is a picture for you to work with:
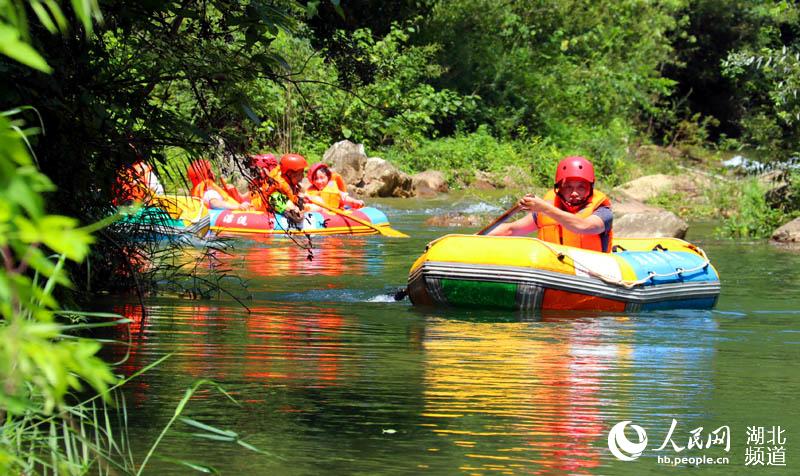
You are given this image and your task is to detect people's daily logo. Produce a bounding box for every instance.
[607,420,784,467]
[608,421,648,461]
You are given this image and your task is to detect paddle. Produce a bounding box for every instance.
[476,204,523,235]
[308,197,409,238]
[392,203,523,301]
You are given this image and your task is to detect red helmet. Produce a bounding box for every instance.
[555,156,595,187]
[187,159,214,187]
[249,153,278,170]
[307,162,331,183]
[280,153,308,175]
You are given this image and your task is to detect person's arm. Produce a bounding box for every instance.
[205,189,249,210]
[487,213,538,236]
[520,194,605,234]
[340,192,364,209]
[298,193,323,211]
[208,197,249,210]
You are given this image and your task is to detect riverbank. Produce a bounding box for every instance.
[315,140,800,245]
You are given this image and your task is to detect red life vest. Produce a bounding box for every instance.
[534,189,613,252]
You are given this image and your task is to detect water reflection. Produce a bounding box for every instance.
[215,236,384,279]
[112,303,352,399]
[419,313,718,473]
[243,306,346,389]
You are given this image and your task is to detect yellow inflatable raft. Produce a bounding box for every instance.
[407,235,720,312]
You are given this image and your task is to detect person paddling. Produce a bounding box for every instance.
[303,163,365,212]
[488,156,613,252]
[251,153,307,223]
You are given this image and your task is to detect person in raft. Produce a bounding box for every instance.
[187,159,251,210]
[303,162,365,212]
[251,153,307,223]
[112,160,165,206]
[487,156,613,253]
[245,153,277,205]
[247,153,279,188]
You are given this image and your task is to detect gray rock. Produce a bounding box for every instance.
[323,140,368,186]
[323,140,366,163]
[614,174,706,202]
[473,171,496,190]
[614,211,688,238]
[362,157,413,197]
[611,198,663,218]
[412,170,449,197]
[425,213,486,227]
[772,217,800,242]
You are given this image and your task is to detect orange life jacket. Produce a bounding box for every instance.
[534,189,613,252]
[112,162,153,206]
[112,175,149,206]
[306,173,346,209]
[191,179,240,209]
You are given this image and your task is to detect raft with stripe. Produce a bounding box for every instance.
[208,206,393,236]
[407,235,720,312]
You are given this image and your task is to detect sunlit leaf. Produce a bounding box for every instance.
[43,0,69,32]
[30,1,58,34]
[0,25,52,73]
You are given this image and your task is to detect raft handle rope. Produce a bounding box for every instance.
[538,239,712,289]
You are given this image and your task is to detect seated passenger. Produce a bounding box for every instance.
[303,163,364,211]
[112,160,164,206]
[187,159,250,210]
[247,153,278,190]
[488,156,613,252]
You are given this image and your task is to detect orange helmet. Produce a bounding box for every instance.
[280,153,308,175]
[187,159,214,187]
[555,156,595,187]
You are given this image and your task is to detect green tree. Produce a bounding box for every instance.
[721,1,800,156]
[421,0,684,142]
[0,0,300,291]
[0,1,120,472]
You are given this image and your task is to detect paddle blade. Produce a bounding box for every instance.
[377,225,410,238]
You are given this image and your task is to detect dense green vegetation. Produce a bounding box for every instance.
[1,1,799,274]
[0,2,268,472]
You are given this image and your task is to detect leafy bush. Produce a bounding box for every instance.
[239,22,479,154]
[422,0,683,141]
[717,179,785,238]
[381,124,627,189]
[720,2,800,156]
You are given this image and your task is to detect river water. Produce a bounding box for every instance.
[104,198,800,474]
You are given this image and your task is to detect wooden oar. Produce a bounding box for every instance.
[309,199,409,238]
[476,204,523,235]
[393,204,523,301]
